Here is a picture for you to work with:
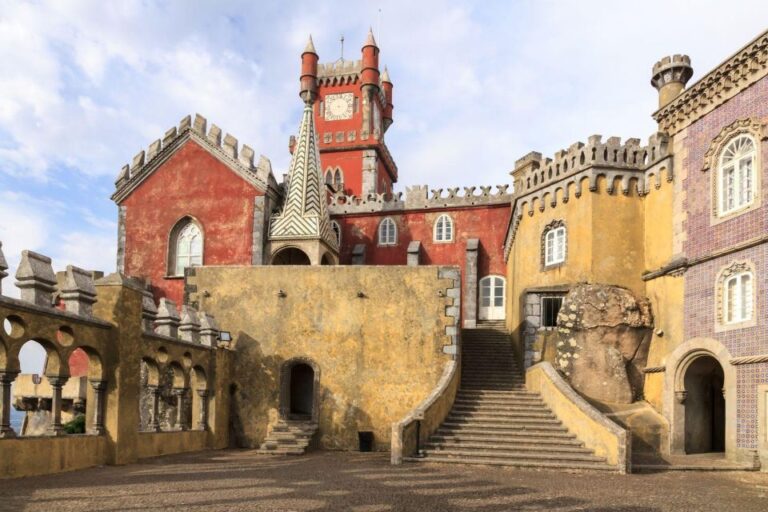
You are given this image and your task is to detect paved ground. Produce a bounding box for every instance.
[1,450,767,512]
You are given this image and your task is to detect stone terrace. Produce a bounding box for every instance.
[1,451,767,512]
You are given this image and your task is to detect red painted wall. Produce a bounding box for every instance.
[334,204,510,277]
[121,140,261,303]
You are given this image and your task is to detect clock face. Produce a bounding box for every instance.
[325,93,354,121]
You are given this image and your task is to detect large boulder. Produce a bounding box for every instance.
[555,283,652,404]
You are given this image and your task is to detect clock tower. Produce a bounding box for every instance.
[302,30,397,198]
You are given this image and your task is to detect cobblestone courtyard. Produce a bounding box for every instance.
[1,451,767,511]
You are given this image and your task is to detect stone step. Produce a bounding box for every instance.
[456,389,535,396]
[421,447,605,463]
[440,421,568,433]
[452,403,549,413]
[425,440,592,455]
[448,410,556,420]
[443,416,563,427]
[405,455,615,471]
[429,433,581,446]
[435,426,576,438]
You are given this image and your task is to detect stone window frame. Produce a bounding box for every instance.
[702,118,765,225]
[377,217,397,246]
[714,260,757,332]
[433,214,455,243]
[541,220,567,270]
[167,216,204,278]
[330,220,342,247]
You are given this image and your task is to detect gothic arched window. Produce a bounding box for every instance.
[169,218,203,276]
[434,214,454,242]
[331,220,342,247]
[718,134,756,216]
[333,168,343,190]
[378,217,397,246]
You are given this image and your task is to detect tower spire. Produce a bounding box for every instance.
[268,101,337,263]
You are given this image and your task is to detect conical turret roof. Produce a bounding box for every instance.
[269,103,336,249]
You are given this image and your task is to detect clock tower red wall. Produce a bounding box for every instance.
[301,30,397,198]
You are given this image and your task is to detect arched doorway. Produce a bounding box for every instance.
[684,355,725,453]
[289,363,314,420]
[272,247,311,265]
[320,253,333,265]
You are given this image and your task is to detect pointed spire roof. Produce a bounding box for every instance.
[364,27,377,48]
[269,103,336,250]
[381,66,391,83]
[304,35,317,55]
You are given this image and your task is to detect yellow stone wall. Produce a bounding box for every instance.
[188,266,456,451]
[506,169,682,414]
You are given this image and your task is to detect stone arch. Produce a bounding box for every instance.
[279,357,320,422]
[663,338,736,458]
[190,365,208,431]
[320,253,334,265]
[271,247,311,266]
[12,338,66,378]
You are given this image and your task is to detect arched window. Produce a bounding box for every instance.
[333,168,343,190]
[433,214,454,242]
[722,270,755,325]
[718,135,756,215]
[378,217,397,246]
[542,221,566,267]
[170,219,203,276]
[331,220,342,247]
[325,170,333,187]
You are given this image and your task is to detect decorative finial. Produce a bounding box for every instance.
[381,66,391,83]
[364,27,377,48]
[304,35,316,54]
[340,34,344,61]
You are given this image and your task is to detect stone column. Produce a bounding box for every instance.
[463,239,479,328]
[173,388,187,431]
[196,389,209,431]
[147,385,161,432]
[0,241,8,295]
[47,376,68,436]
[89,380,106,435]
[0,371,18,438]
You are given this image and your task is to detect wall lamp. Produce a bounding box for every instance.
[277,289,287,298]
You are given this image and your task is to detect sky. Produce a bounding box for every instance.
[1,0,768,373]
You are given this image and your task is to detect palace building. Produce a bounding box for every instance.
[1,27,767,478]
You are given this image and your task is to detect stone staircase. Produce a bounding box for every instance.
[257,419,318,455]
[407,322,615,470]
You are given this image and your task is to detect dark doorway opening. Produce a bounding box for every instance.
[684,355,725,454]
[289,363,314,420]
[273,248,311,265]
[358,431,374,452]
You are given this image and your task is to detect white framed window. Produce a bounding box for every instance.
[718,135,756,216]
[331,220,342,247]
[378,217,397,246]
[544,226,566,266]
[172,221,203,276]
[724,271,753,324]
[433,214,454,242]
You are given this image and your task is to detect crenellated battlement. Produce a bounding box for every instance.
[111,114,276,204]
[512,132,670,196]
[317,59,362,86]
[328,184,511,214]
